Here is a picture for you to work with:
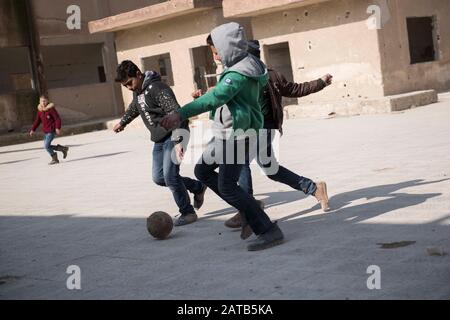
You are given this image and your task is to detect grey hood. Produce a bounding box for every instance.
[141,70,162,92]
[211,22,267,78]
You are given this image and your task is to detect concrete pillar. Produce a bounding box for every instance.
[25,0,46,96]
[95,0,123,117]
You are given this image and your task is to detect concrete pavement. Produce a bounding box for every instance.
[1,93,449,300]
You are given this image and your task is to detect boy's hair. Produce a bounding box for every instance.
[115,60,141,82]
[39,94,49,100]
[248,40,261,59]
[206,34,214,46]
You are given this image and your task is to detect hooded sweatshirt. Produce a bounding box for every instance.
[120,71,188,143]
[31,102,62,134]
[177,22,268,139]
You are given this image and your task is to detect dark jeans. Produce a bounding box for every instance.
[152,136,204,215]
[238,120,317,196]
[194,137,274,235]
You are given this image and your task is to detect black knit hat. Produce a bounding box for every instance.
[248,40,261,59]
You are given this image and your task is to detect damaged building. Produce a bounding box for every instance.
[88,0,450,118]
[0,0,167,134]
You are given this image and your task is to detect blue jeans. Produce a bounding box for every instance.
[44,132,56,156]
[238,121,317,196]
[152,136,204,215]
[195,138,274,235]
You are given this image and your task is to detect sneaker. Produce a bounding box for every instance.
[247,223,284,251]
[174,213,198,227]
[313,181,330,212]
[224,200,265,229]
[193,185,207,210]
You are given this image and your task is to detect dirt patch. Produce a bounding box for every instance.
[0,275,22,285]
[377,241,416,249]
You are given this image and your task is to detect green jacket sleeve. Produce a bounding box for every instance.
[178,72,245,120]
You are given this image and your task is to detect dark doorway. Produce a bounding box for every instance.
[407,16,438,64]
[191,46,218,94]
[264,42,296,107]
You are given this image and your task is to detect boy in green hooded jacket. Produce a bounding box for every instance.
[161,22,284,251]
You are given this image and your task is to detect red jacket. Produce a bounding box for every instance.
[31,103,62,133]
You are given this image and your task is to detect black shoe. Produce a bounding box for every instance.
[48,153,59,165]
[247,223,284,251]
[174,213,198,227]
[193,185,207,210]
[56,144,69,159]
[62,146,69,159]
[225,199,264,229]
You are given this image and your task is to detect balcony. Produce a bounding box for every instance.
[222,0,332,18]
[89,0,222,34]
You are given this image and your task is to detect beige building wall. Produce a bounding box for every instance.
[378,0,450,96]
[1,0,176,133]
[115,8,252,108]
[251,0,384,106]
[108,0,168,16]
[30,0,124,123]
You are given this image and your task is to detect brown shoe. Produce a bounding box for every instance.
[193,184,207,209]
[224,200,265,229]
[314,181,330,212]
[240,223,254,240]
[224,213,241,229]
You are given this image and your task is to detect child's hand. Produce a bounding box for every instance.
[113,123,125,133]
[56,129,61,135]
[174,143,184,164]
[321,74,333,86]
[191,89,202,99]
[29,130,34,137]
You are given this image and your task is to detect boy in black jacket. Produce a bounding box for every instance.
[228,41,332,237]
[113,60,206,226]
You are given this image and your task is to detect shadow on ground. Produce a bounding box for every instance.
[0,158,39,165]
[0,179,449,300]
[65,152,130,163]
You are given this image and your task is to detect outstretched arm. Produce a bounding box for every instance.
[274,71,332,98]
[114,102,140,133]
[180,73,245,119]
[160,72,245,129]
